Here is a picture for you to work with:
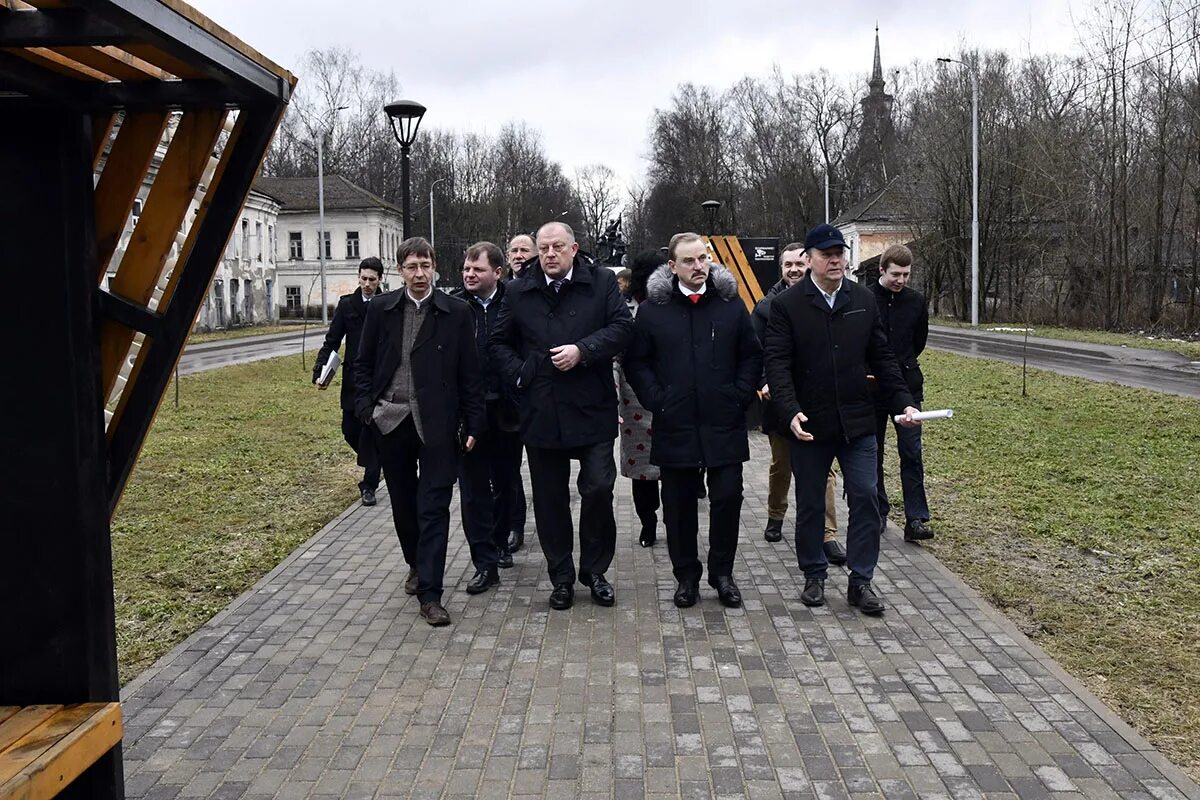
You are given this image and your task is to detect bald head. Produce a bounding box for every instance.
[537,221,575,243]
[536,221,578,278]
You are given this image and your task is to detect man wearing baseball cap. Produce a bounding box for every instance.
[762,223,921,615]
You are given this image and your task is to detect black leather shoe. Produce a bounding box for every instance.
[465,569,499,595]
[847,582,885,615]
[823,539,847,566]
[639,523,657,548]
[673,580,699,608]
[904,519,935,542]
[360,487,377,506]
[404,569,419,596]
[764,518,783,543]
[497,550,514,569]
[548,583,574,610]
[419,601,451,626]
[581,573,616,606]
[709,576,742,608]
[800,577,825,607]
[508,530,525,553]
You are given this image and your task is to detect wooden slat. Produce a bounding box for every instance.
[709,236,761,313]
[0,708,60,757]
[0,712,19,729]
[90,112,115,169]
[154,0,293,81]
[55,45,161,82]
[0,703,122,800]
[122,43,204,79]
[100,107,226,398]
[93,110,170,276]
[724,237,764,301]
[3,46,109,80]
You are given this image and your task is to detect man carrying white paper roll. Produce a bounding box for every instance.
[872,244,935,544]
[763,224,921,616]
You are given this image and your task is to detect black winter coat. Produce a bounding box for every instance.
[489,256,634,449]
[871,281,929,403]
[353,289,487,486]
[451,283,520,431]
[763,275,914,443]
[750,278,790,433]
[624,264,762,468]
[314,288,373,410]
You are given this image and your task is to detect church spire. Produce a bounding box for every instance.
[870,23,884,91]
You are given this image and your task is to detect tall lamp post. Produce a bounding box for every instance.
[383,99,427,239]
[429,176,447,250]
[938,57,979,327]
[315,105,347,324]
[701,199,721,235]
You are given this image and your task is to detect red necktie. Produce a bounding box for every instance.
[689,294,702,304]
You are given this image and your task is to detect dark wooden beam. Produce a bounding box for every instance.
[0,8,129,48]
[97,288,163,337]
[105,103,284,512]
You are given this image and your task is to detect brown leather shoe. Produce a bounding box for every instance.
[404,569,419,595]
[419,601,451,626]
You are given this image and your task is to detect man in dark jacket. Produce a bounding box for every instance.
[625,233,762,609]
[354,237,486,627]
[763,224,920,616]
[314,257,383,506]
[490,221,634,610]
[751,244,844,561]
[502,233,536,553]
[871,244,934,543]
[451,241,520,591]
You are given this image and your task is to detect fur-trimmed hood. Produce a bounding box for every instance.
[645,262,739,304]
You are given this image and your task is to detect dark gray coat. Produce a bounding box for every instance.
[624,264,762,468]
[314,288,371,410]
[763,275,914,443]
[489,256,634,449]
[353,289,487,486]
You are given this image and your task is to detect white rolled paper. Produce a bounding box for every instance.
[894,408,954,423]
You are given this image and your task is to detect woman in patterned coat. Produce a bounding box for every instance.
[615,252,664,547]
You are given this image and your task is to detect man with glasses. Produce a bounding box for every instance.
[355,237,486,626]
[763,224,920,616]
[491,221,633,610]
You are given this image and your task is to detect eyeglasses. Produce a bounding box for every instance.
[400,262,434,273]
[538,242,571,254]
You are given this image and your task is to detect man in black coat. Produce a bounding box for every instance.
[625,233,762,609]
[450,241,521,591]
[314,257,383,506]
[871,244,934,542]
[502,233,536,553]
[490,221,634,610]
[751,244,844,561]
[763,224,920,616]
[354,238,486,627]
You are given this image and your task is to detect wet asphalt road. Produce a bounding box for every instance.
[178,326,329,376]
[178,324,1200,399]
[926,325,1200,399]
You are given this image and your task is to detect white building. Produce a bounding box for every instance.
[194,188,281,330]
[254,175,404,318]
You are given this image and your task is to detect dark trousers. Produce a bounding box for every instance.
[525,441,617,585]
[457,403,520,572]
[875,411,930,523]
[508,443,528,535]
[374,418,453,604]
[790,434,880,586]
[342,408,380,491]
[661,465,742,583]
[631,478,660,529]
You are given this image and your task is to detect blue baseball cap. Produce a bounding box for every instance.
[804,224,847,251]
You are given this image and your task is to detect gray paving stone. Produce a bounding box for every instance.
[118,439,1200,799]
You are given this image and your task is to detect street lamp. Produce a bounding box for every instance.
[383,99,427,239]
[701,199,721,235]
[429,177,447,250]
[315,105,348,324]
[938,57,980,327]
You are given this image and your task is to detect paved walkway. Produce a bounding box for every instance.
[120,438,1199,799]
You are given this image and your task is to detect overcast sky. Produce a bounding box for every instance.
[191,0,1083,186]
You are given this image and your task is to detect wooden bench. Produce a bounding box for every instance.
[0,704,122,800]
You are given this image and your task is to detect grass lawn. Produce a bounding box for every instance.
[111,355,359,683]
[898,350,1200,777]
[931,317,1200,360]
[188,323,318,344]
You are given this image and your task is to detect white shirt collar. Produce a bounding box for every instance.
[407,288,431,309]
[817,281,843,308]
[545,266,574,285]
[678,281,707,298]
